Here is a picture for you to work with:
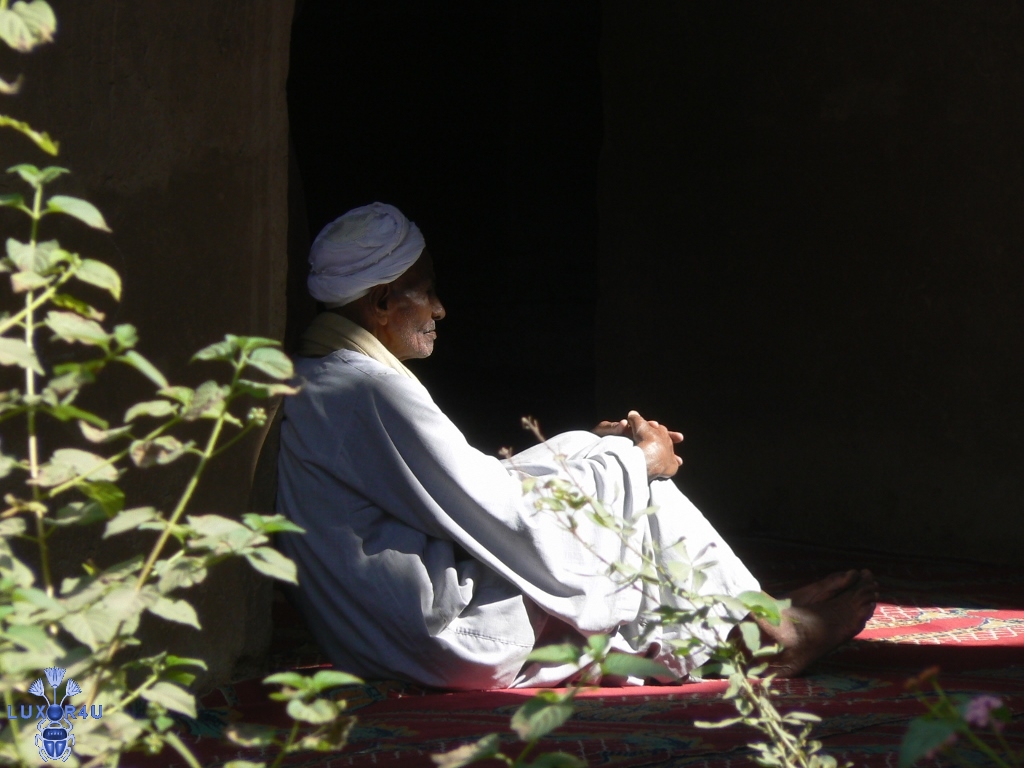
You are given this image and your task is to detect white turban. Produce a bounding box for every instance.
[307,202,426,307]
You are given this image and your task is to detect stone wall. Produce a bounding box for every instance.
[0,1,294,687]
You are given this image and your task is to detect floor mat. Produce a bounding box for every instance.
[145,538,1024,767]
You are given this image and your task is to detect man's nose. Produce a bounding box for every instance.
[432,299,446,320]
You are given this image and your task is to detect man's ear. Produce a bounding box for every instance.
[368,284,391,323]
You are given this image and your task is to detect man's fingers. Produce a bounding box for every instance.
[669,430,684,443]
[593,419,632,437]
[626,410,646,433]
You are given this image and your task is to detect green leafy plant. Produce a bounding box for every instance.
[220,670,362,768]
[434,418,838,768]
[900,666,1018,768]
[0,4,358,767]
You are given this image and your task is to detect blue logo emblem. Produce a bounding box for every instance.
[29,667,79,763]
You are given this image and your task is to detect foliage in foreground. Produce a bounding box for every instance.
[900,666,1018,768]
[433,418,842,768]
[0,4,357,766]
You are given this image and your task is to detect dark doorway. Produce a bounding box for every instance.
[287,1,603,453]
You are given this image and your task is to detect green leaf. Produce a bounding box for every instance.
[80,480,125,515]
[53,501,107,527]
[103,507,158,538]
[7,163,40,184]
[46,195,111,231]
[600,653,676,681]
[129,436,189,467]
[0,118,58,154]
[263,671,308,689]
[783,711,822,724]
[124,399,177,422]
[0,192,24,209]
[9,2,55,46]
[10,270,48,292]
[898,717,959,768]
[247,347,293,380]
[510,694,575,741]
[310,669,363,691]
[525,753,586,768]
[157,385,194,406]
[244,547,298,584]
[79,420,132,444]
[694,716,744,729]
[45,402,107,428]
[223,762,266,768]
[7,163,64,184]
[147,597,201,630]
[242,513,305,535]
[191,338,236,363]
[141,681,197,717]
[4,624,55,652]
[739,591,784,627]
[234,379,300,398]
[526,643,582,665]
[0,451,18,480]
[116,350,169,389]
[155,556,208,594]
[181,380,227,421]
[296,715,356,753]
[74,258,122,300]
[431,734,501,768]
[112,323,137,349]
[286,698,337,724]
[224,724,277,748]
[50,292,104,321]
[45,310,111,347]
[60,601,126,650]
[739,621,762,655]
[34,448,117,486]
[234,335,283,353]
[6,238,45,272]
[586,633,609,658]
[0,336,42,374]
[165,654,207,670]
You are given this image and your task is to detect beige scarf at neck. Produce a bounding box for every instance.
[297,312,419,382]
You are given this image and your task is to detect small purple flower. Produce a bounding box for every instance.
[965,695,1004,731]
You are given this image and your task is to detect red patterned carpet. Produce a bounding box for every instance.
[147,539,1024,768]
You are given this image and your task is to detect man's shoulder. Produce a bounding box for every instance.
[295,349,394,381]
[294,351,424,404]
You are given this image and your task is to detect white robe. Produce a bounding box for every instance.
[275,350,760,689]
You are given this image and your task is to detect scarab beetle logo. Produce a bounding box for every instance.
[29,667,80,762]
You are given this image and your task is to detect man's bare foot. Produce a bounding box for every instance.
[784,569,863,607]
[757,571,879,677]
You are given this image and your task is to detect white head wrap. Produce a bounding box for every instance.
[307,202,425,307]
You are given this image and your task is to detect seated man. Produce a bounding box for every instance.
[275,202,877,690]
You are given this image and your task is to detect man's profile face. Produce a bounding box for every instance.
[378,250,446,361]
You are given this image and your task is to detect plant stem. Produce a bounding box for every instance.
[0,266,76,338]
[163,731,203,768]
[3,690,27,766]
[134,411,228,590]
[992,728,1020,768]
[44,418,179,499]
[267,720,301,768]
[86,364,244,707]
[109,673,159,714]
[958,729,1013,768]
